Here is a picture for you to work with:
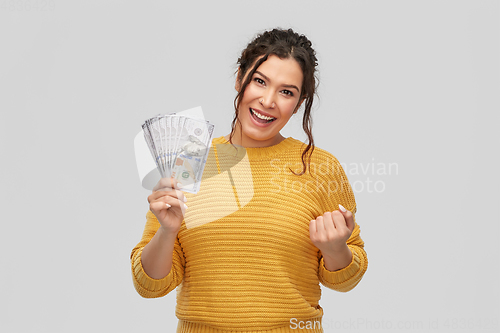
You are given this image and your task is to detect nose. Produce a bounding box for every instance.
[259,90,276,109]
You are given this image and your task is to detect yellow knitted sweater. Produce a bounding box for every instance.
[131,136,368,333]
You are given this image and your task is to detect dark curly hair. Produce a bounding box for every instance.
[229,28,319,175]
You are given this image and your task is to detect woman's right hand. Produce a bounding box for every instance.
[148,177,187,234]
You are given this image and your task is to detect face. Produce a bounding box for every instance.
[232,55,304,148]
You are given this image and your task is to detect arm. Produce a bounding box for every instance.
[130,210,185,298]
[311,154,368,292]
[317,220,368,292]
[141,224,178,279]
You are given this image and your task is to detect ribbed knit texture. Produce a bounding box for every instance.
[131,136,368,333]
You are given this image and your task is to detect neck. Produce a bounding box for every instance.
[224,132,285,148]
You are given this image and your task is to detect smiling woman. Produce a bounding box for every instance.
[228,29,318,175]
[131,28,368,333]
[229,55,304,148]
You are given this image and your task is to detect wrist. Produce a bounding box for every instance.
[323,244,349,258]
[157,225,180,239]
[322,245,352,271]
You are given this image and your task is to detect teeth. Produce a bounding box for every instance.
[251,108,275,120]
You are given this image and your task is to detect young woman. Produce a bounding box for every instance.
[131,28,368,333]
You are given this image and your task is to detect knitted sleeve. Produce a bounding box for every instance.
[317,221,368,292]
[130,210,186,298]
[315,152,368,292]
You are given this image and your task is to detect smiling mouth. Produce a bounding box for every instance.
[250,108,276,123]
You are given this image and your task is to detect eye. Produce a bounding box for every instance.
[253,77,265,85]
[281,89,294,97]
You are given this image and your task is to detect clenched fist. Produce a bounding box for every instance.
[309,204,355,270]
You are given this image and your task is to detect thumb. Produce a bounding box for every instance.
[338,204,355,232]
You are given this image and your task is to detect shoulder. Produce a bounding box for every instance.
[301,142,348,180]
[286,138,342,167]
[284,138,338,159]
[211,136,228,145]
[310,145,340,163]
[276,137,348,181]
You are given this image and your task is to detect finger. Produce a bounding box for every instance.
[315,216,325,234]
[170,177,183,191]
[150,195,187,215]
[148,188,187,204]
[148,190,172,203]
[309,219,317,238]
[338,204,355,232]
[150,200,170,214]
[153,177,172,192]
[164,195,188,210]
[331,211,347,230]
[322,212,337,237]
[153,177,183,192]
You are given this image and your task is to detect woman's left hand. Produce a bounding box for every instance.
[309,205,355,257]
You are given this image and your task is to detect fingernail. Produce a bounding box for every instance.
[339,204,347,212]
[183,203,188,209]
[166,203,172,208]
[177,183,183,189]
[183,196,187,203]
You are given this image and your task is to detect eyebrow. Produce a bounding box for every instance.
[255,71,300,93]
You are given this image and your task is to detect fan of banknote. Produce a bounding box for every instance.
[142,113,215,193]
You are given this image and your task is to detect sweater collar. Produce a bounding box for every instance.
[211,136,301,159]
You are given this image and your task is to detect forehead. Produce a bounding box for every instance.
[255,55,303,87]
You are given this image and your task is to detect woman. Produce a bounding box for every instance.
[131,28,368,333]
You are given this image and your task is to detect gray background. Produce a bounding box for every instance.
[1,1,498,332]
